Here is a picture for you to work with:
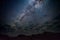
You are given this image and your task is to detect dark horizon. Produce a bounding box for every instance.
[0,32,60,40]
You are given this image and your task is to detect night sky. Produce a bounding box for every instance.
[1,0,60,24]
[1,0,29,24]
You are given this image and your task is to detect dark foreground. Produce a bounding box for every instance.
[0,32,60,40]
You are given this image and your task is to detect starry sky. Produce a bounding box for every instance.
[1,0,60,24]
[1,0,30,24]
